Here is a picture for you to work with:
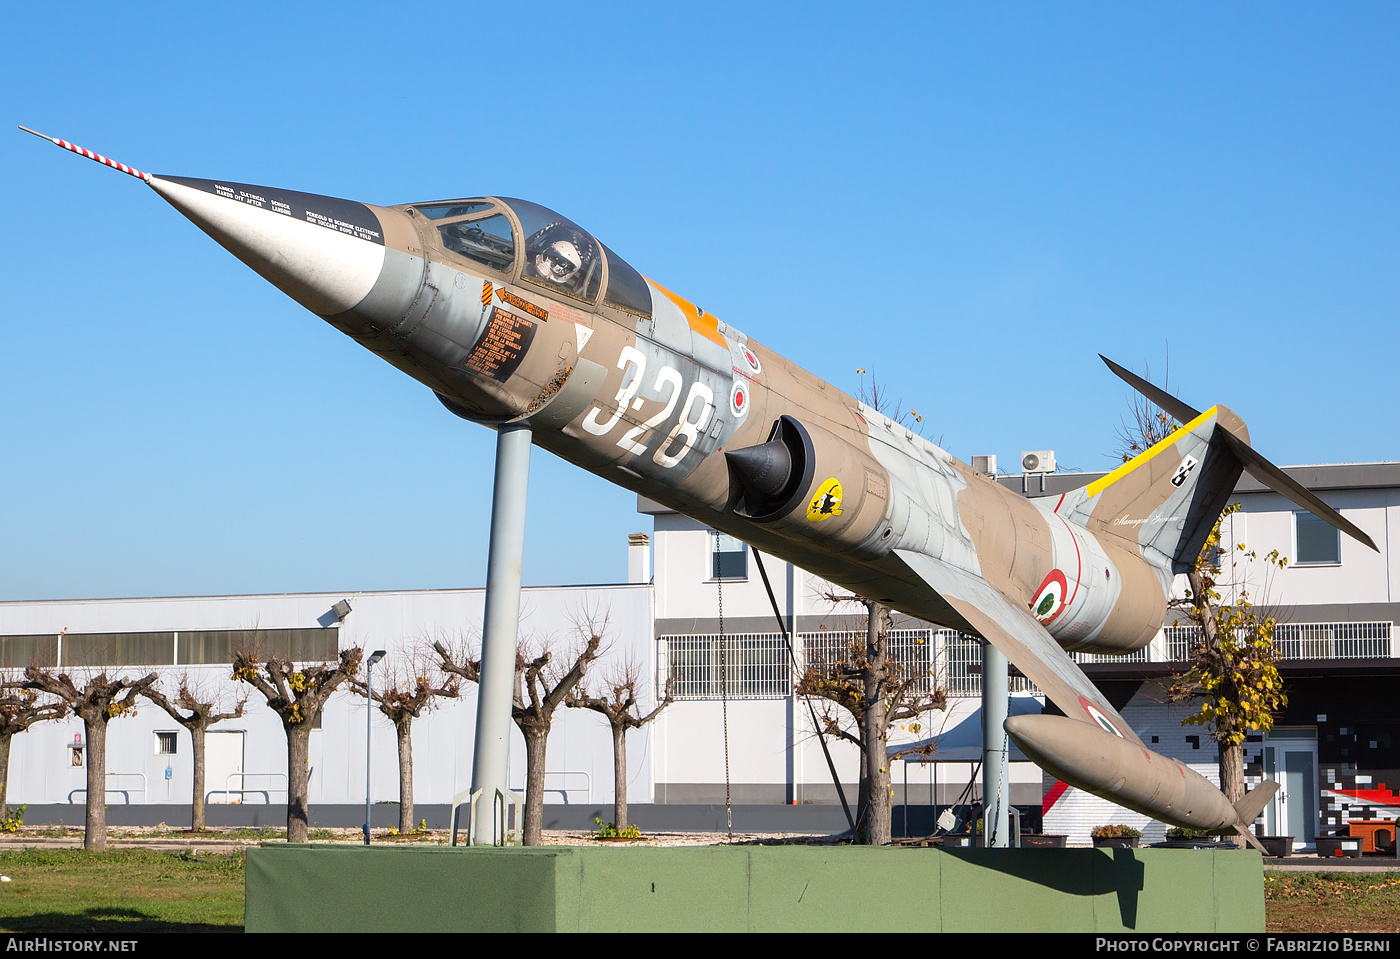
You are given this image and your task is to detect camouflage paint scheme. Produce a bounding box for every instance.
[42,156,1377,840]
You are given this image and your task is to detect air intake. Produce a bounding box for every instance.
[726,416,814,521]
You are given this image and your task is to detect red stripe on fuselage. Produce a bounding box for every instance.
[1055,514,1083,611]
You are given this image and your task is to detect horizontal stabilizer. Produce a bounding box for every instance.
[1100,354,1202,426]
[1216,430,1377,551]
[1101,355,1377,553]
[1234,779,1280,826]
[1230,781,1280,852]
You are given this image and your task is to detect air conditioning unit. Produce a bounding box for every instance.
[971,454,997,476]
[1021,450,1057,474]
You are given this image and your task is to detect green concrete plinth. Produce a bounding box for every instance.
[245,844,1264,933]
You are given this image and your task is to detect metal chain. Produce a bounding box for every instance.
[714,530,733,842]
[751,548,856,838]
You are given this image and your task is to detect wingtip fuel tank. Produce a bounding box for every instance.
[1005,713,1253,833]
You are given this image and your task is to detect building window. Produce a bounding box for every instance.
[710,532,747,581]
[0,635,59,669]
[803,630,940,697]
[51,626,339,668]
[1295,512,1340,565]
[156,732,178,755]
[62,631,174,667]
[662,634,789,700]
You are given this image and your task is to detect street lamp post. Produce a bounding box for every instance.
[364,649,386,846]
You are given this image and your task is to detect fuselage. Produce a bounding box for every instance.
[148,177,1169,656]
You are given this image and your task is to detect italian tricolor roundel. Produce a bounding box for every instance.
[1030,569,1070,625]
[1078,697,1125,739]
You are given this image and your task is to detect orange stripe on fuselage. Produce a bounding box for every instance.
[647,277,728,348]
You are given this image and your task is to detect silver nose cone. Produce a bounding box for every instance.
[147,175,386,317]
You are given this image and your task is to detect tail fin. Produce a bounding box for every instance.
[1097,356,1376,558]
[1059,358,1376,573]
[1230,780,1281,853]
[1057,399,1248,573]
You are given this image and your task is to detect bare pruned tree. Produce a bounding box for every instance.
[0,671,68,822]
[349,646,460,834]
[1112,351,1177,463]
[22,663,157,851]
[232,646,363,842]
[795,594,947,845]
[855,368,930,437]
[142,674,247,832]
[567,654,673,833]
[436,621,603,845]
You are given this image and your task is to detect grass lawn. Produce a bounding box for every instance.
[1265,871,1400,933]
[0,849,244,933]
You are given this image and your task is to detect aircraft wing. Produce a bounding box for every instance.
[893,549,1145,748]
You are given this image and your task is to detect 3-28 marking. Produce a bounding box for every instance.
[582,347,715,468]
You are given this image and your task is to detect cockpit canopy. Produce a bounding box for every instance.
[408,197,652,317]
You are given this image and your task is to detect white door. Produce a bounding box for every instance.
[206,731,245,804]
[1264,729,1318,852]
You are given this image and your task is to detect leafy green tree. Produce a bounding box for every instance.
[1170,504,1288,813]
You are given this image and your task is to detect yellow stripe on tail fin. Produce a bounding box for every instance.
[1059,404,1245,574]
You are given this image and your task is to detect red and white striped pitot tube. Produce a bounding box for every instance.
[18,125,149,181]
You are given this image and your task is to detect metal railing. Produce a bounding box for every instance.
[662,619,1394,702]
[1164,622,1391,662]
[939,630,1038,697]
[1274,622,1391,659]
[207,771,290,804]
[511,770,592,804]
[1073,647,1150,665]
[662,628,1052,700]
[68,772,147,805]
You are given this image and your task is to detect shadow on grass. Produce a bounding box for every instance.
[2,907,241,933]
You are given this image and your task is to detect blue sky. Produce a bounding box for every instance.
[2,2,1395,600]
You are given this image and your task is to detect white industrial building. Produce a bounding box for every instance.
[1,462,1395,848]
[0,585,654,819]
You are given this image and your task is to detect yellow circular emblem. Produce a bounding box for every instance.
[807,478,843,521]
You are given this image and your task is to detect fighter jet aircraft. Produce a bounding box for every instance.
[23,128,1376,846]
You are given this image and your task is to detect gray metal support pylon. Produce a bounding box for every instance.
[981,639,1010,848]
[469,423,532,845]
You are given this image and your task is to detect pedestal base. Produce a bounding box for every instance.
[245,844,1264,933]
